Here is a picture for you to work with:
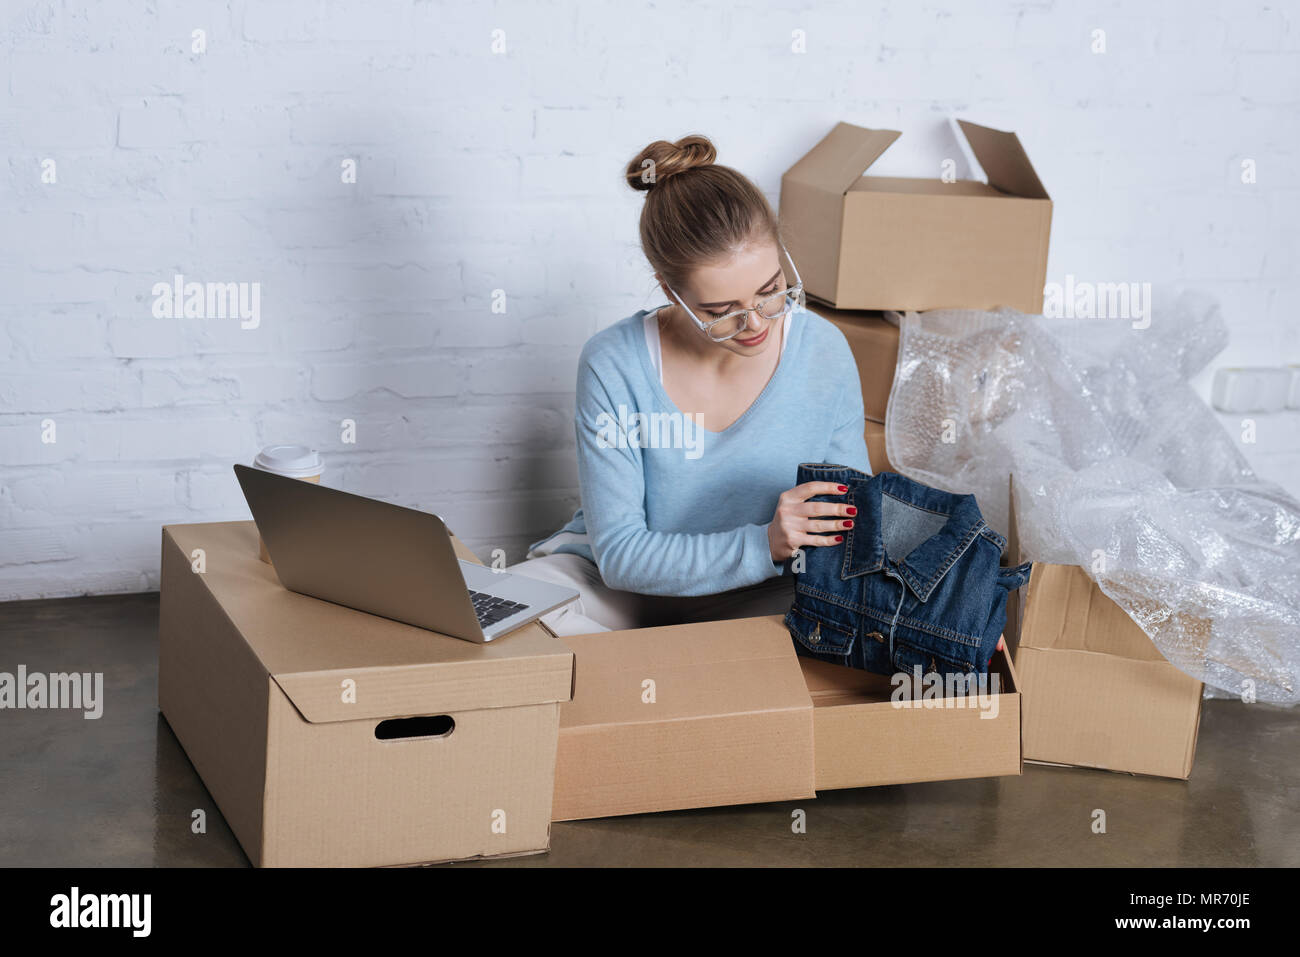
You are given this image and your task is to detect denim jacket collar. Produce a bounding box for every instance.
[841,471,994,602]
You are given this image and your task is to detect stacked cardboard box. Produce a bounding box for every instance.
[788,119,1051,471]
[814,307,899,426]
[806,305,899,471]
[864,420,893,473]
[780,118,1052,314]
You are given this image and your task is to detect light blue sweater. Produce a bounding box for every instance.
[529,305,872,596]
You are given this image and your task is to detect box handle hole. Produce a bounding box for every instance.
[374,715,455,741]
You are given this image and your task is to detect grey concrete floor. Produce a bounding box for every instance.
[1,591,1296,867]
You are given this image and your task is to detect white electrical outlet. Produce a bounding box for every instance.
[1211,367,1293,413]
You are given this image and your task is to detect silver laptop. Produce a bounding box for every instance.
[233,464,578,642]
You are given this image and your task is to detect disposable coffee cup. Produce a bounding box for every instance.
[252,445,324,564]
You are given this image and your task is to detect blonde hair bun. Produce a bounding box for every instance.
[625,135,717,192]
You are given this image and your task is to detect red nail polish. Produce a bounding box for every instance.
[843,520,854,528]
[837,485,847,492]
[835,535,843,543]
[846,506,858,516]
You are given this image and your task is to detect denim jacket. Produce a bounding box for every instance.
[784,464,1032,677]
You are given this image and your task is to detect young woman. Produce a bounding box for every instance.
[511,134,871,636]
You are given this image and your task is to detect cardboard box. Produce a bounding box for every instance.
[781,119,1052,314]
[550,618,817,821]
[1014,562,1204,780]
[157,520,575,866]
[864,420,894,473]
[801,646,1021,791]
[552,616,1021,821]
[816,307,899,423]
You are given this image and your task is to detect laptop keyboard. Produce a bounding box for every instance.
[467,590,530,628]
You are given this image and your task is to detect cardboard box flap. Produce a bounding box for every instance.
[162,522,575,724]
[1019,563,1169,662]
[1005,474,1022,566]
[270,650,575,725]
[558,617,812,728]
[800,654,893,703]
[1002,475,1024,651]
[956,119,1049,200]
[784,121,902,195]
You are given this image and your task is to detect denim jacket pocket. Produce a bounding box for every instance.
[784,605,856,656]
[891,633,982,678]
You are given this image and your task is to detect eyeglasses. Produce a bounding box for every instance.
[664,242,805,343]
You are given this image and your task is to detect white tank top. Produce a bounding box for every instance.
[643,307,791,384]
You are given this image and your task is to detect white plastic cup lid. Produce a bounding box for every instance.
[253,444,324,478]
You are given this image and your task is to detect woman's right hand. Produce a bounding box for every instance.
[767,481,857,563]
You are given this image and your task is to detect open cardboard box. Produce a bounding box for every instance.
[1014,563,1205,780]
[781,119,1051,314]
[550,482,1027,822]
[552,617,1021,821]
[1003,480,1204,780]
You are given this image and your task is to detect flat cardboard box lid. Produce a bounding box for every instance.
[162,521,574,723]
[552,616,817,819]
[559,617,812,727]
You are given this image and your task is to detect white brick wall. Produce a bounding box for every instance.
[1,0,1298,600]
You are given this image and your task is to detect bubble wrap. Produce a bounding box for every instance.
[884,291,1300,705]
